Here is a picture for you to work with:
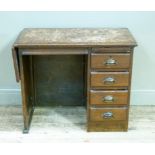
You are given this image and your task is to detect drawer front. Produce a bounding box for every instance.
[91,53,130,69]
[90,90,128,105]
[91,72,129,87]
[92,47,131,53]
[89,107,127,121]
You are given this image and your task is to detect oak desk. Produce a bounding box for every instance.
[12,28,137,133]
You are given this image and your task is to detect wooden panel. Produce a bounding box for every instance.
[19,54,34,133]
[91,53,130,69]
[92,47,131,53]
[91,72,129,87]
[89,107,127,121]
[22,48,88,55]
[90,90,128,106]
[12,47,20,82]
[13,28,137,47]
[88,121,128,132]
[34,55,87,106]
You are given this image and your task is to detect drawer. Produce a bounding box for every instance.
[90,90,128,105]
[87,121,128,132]
[91,72,129,87]
[92,47,131,53]
[89,107,127,121]
[91,53,130,69]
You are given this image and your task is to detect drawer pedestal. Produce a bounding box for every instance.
[88,48,133,131]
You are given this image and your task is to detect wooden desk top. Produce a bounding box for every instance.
[13,28,137,47]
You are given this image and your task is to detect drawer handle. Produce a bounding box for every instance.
[102,112,113,118]
[102,95,114,103]
[103,77,115,84]
[105,58,117,65]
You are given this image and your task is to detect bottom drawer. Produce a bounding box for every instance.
[89,107,128,121]
[87,121,128,132]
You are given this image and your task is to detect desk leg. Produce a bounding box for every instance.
[19,54,34,133]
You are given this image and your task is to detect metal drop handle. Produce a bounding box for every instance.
[103,77,115,84]
[102,112,113,118]
[104,58,117,65]
[102,95,114,102]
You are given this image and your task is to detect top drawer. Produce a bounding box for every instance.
[91,53,131,69]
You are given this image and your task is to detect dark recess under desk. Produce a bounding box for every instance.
[33,55,87,106]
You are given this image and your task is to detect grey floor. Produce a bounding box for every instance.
[0,105,155,143]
